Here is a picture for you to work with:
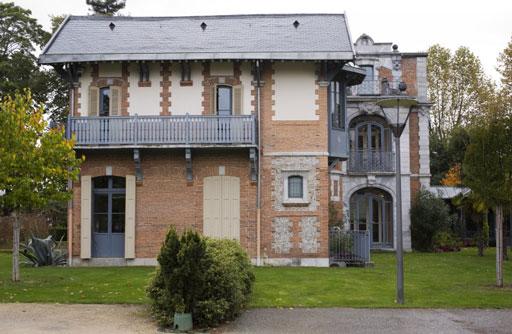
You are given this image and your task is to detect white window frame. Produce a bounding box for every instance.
[282,170,309,205]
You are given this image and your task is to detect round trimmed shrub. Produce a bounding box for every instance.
[147,228,254,328]
[410,189,454,251]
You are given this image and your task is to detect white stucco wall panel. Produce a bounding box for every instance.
[128,63,161,116]
[239,62,253,115]
[170,63,203,115]
[77,64,92,116]
[273,63,317,121]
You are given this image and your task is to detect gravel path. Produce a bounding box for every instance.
[1,304,512,333]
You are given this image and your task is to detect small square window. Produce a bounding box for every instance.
[288,176,303,198]
[282,171,309,206]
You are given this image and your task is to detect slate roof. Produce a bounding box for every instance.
[39,14,355,64]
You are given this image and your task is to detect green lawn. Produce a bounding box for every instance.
[0,249,511,307]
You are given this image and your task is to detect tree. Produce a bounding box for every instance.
[86,0,126,16]
[0,91,82,282]
[463,96,512,287]
[0,3,69,125]
[497,35,512,110]
[427,45,491,141]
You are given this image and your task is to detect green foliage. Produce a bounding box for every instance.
[86,0,126,16]
[463,108,512,208]
[432,231,461,252]
[410,190,454,251]
[21,235,67,266]
[497,35,512,110]
[0,90,82,212]
[0,3,69,125]
[147,229,254,328]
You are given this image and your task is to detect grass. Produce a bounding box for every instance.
[0,248,511,307]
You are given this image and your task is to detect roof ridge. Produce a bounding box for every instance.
[69,13,346,20]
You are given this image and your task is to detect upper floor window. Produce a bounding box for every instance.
[329,81,345,129]
[89,85,122,117]
[217,85,232,116]
[139,63,150,82]
[350,116,391,152]
[99,87,110,117]
[359,65,375,95]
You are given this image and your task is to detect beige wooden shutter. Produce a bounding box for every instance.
[88,87,99,116]
[203,176,240,240]
[80,175,92,259]
[222,176,240,240]
[203,176,222,238]
[233,85,243,115]
[210,84,217,115]
[125,175,136,259]
[110,86,122,116]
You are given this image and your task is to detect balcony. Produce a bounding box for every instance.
[347,80,416,96]
[348,150,395,173]
[67,115,257,148]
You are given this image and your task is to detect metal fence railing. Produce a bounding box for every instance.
[348,150,395,173]
[329,227,371,266]
[348,80,417,96]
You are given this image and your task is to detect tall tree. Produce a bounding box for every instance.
[427,45,491,141]
[463,95,512,287]
[0,91,82,281]
[0,3,68,124]
[497,35,512,110]
[86,0,126,16]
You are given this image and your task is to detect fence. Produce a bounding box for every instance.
[329,227,371,265]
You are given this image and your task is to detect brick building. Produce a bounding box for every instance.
[39,14,430,266]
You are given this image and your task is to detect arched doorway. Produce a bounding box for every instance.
[350,187,393,249]
[92,176,126,257]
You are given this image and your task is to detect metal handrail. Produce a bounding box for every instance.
[348,150,395,173]
[68,114,257,146]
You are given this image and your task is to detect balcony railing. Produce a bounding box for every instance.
[348,80,417,96]
[348,150,395,173]
[67,115,257,147]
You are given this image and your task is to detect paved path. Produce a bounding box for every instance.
[218,308,512,334]
[1,304,512,333]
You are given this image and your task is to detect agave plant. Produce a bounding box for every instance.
[21,235,67,267]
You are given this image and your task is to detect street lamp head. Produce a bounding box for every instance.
[376,97,418,138]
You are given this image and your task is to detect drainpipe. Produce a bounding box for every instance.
[67,71,74,266]
[255,60,262,266]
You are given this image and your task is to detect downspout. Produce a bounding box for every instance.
[64,63,75,266]
[255,60,262,266]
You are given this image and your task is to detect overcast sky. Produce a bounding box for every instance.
[12,0,512,81]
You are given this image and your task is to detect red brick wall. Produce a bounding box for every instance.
[72,149,256,258]
[259,61,330,259]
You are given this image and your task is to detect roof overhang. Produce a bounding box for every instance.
[39,51,356,65]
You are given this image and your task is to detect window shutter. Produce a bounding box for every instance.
[88,87,99,116]
[125,175,136,259]
[110,86,122,116]
[80,175,92,259]
[233,85,243,115]
[210,84,217,115]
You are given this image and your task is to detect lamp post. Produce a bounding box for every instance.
[377,82,417,305]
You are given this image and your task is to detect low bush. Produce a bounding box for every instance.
[147,228,254,329]
[432,230,461,252]
[410,190,455,252]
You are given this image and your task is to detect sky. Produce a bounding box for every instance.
[12,0,512,81]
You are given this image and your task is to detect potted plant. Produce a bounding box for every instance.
[173,297,192,332]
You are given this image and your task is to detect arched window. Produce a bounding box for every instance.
[99,87,110,117]
[216,85,232,116]
[288,175,304,199]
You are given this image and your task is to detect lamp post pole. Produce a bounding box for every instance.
[394,97,404,305]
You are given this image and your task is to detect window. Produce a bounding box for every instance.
[329,81,345,129]
[217,85,232,116]
[99,87,110,117]
[359,65,375,95]
[139,63,150,82]
[288,175,304,199]
[181,63,191,81]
